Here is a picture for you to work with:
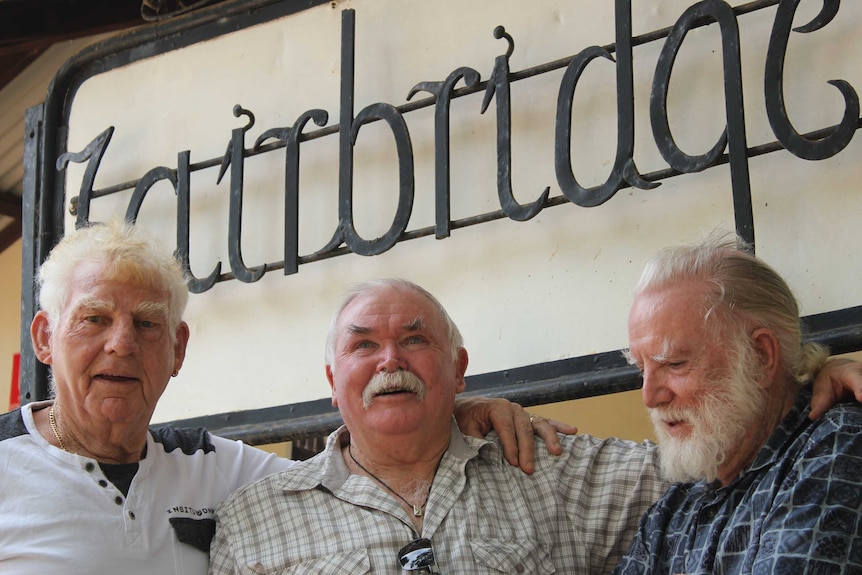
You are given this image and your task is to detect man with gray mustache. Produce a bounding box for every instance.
[209,277,666,573]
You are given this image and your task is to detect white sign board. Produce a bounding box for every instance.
[51,0,862,423]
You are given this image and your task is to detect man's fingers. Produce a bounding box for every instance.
[511,405,536,474]
[528,416,577,456]
[490,402,524,471]
[452,396,579,474]
[809,357,862,420]
[544,417,578,437]
[808,386,831,421]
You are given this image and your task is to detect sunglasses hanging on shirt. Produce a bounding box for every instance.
[398,537,442,574]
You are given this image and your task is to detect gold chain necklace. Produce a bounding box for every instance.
[48,405,67,452]
[348,443,434,517]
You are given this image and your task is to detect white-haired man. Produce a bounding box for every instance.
[615,235,862,574]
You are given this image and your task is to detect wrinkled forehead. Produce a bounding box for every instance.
[630,280,714,321]
[628,282,726,353]
[338,286,443,333]
[66,259,171,307]
[84,256,168,289]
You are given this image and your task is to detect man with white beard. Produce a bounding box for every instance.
[614,234,862,575]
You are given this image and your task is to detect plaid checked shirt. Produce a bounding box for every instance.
[614,386,862,575]
[209,420,665,574]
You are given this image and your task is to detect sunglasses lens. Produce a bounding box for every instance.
[398,537,436,569]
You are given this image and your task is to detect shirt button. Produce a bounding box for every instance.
[114,496,123,506]
[128,511,136,520]
[515,565,525,573]
[85,462,96,472]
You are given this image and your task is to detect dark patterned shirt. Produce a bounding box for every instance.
[614,386,862,575]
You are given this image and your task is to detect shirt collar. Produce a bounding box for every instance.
[276,417,494,493]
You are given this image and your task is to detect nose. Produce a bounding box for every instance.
[104,319,139,356]
[377,342,406,373]
[640,366,672,409]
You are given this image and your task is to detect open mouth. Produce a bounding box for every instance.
[375,388,413,397]
[95,374,137,383]
[662,419,693,438]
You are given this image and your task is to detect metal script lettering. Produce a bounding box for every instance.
[765,0,858,160]
[60,1,859,292]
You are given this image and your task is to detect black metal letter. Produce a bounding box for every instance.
[481,26,549,221]
[55,126,114,228]
[555,0,657,208]
[765,0,858,160]
[333,9,415,257]
[409,67,481,239]
[125,166,177,223]
[650,0,754,246]
[217,105,266,283]
[255,109,329,275]
[176,150,221,293]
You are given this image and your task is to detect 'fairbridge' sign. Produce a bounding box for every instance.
[57,0,858,293]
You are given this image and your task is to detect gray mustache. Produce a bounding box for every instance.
[363,371,427,408]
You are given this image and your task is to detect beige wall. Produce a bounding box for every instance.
[257,391,655,457]
[0,232,653,439]
[7,0,862,446]
[59,0,862,426]
[535,391,655,443]
[257,390,655,456]
[0,239,22,413]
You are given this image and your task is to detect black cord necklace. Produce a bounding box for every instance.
[348,443,437,517]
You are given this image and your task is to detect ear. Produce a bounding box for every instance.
[752,328,781,389]
[30,311,53,365]
[326,364,337,407]
[453,347,469,394]
[172,321,191,375]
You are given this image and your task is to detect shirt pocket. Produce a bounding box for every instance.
[275,548,371,574]
[471,538,556,574]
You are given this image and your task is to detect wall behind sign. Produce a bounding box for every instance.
[59,0,862,422]
[1,241,21,413]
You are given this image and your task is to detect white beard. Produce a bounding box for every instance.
[651,353,766,483]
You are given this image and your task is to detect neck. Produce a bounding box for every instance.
[45,402,148,464]
[345,434,445,488]
[343,432,445,529]
[717,381,798,486]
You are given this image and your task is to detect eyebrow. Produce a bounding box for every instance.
[135,301,170,319]
[623,338,675,366]
[346,324,370,336]
[74,296,114,314]
[345,316,426,336]
[650,338,676,363]
[405,317,424,332]
[73,297,168,319]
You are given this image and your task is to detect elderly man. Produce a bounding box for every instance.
[615,235,862,574]
[0,221,571,574]
[209,278,670,574]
